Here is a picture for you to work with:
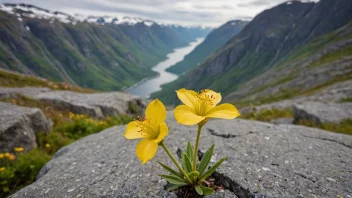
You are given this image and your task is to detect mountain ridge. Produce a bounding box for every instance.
[152,0,352,105]
[166,20,249,75]
[0,3,211,91]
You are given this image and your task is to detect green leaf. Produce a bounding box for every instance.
[160,174,188,185]
[195,185,203,195]
[188,171,200,183]
[199,157,228,182]
[197,144,214,175]
[200,185,215,195]
[165,183,188,191]
[157,161,183,178]
[186,142,194,163]
[181,152,192,173]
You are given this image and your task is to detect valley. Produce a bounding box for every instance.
[126,38,204,98]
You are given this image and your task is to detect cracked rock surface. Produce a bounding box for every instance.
[0,87,146,118]
[10,112,352,198]
[0,102,52,152]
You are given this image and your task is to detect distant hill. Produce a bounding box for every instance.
[166,20,248,74]
[0,4,211,91]
[152,0,352,105]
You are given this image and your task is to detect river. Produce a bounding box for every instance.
[126,38,204,98]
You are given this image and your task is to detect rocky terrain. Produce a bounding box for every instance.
[8,112,352,198]
[0,102,52,153]
[239,80,352,128]
[0,86,145,119]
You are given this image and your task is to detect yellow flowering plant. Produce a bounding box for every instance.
[123,89,240,196]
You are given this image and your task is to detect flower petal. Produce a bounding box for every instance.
[136,139,158,164]
[123,121,146,139]
[176,88,198,109]
[154,122,168,143]
[200,89,222,106]
[174,105,205,125]
[145,99,167,125]
[205,104,240,119]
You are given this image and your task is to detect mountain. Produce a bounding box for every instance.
[0,4,211,91]
[166,20,248,74]
[151,0,352,105]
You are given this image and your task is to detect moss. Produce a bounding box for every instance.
[128,103,141,114]
[240,108,293,122]
[296,118,352,135]
[339,98,352,103]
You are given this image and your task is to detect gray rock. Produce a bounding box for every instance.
[0,87,146,118]
[10,112,352,198]
[270,118,294,125]
[293,101,352,124]
[0,102,52,152]
[0,87,50,99]
[35,91,145,118]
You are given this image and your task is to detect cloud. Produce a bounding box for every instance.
[0,0,289,27]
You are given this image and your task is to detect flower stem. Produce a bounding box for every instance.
[160,141,193,184]
[192,124,203,171]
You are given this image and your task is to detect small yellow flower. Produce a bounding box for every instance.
[9,154,16,161]
[123,99,168,164]
[69,112,74,119]
[174,89,240,125]
[14,147,24,152]
[0,167,5,172]
[45,143,51,148]
[0,153,4,159]
[4,153,10,158]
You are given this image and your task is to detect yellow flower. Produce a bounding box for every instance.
[45,143,51,148]
[123,99,168,164]
[0,154,4,159]
[69,112,74,119]
[174,89,240,125]
[4,153,10,158]
[14,147,24,152]
[0,167,5,172]
[9,154,16,161]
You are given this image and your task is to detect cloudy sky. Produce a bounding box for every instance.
[1,0,295,27]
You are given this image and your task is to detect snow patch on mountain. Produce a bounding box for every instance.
[0,3,210,29]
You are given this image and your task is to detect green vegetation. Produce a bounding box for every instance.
[339,98,352,102]
[240,108,293,122]
[296,119,352,135]
[0,95,132,197]
[0,69,95,93]
[0,12,209,91]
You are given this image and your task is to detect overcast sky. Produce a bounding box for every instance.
[1,0,295,27]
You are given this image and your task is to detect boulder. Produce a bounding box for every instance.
[0,87,50,99]
[0,102,52,152]
[0,87,146,118]
[10,112,352,198]
[34,91,145,118]
[239,80,352,114]
[293,101,352,124]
